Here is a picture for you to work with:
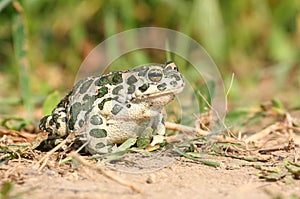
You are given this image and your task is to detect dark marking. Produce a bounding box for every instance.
[138,68,148,76]
[84,109,92,120]
[111,104,123,115]
[46,127,53,134]
[165,61,178,71]
[73,79,85,91]
[157,83,167,91]
[107,143,115,153]
[127,85,135,94]
[161,117,165,125]
[126,104,131,108]
[90,115,103,125]
[61,117,67,123]
[39,116,48,130]
[98,97,118,110]
[95,72,123,86]
[112,85,123,95]
[49,118,54,126]
[89,129,107,138]
[111,73,123,85]
[82,95,95,111]
[138,83,149,92]
[52,114,59,123]
[171,74,181,81]
[95,142,106,149]
[127,75,138,85]
[68,102,82,130]
[83,94,91,101]
[95,75,109,86]
[78,119,84,128]
[56,91,72,109]
[98,98,111,110]
[55,122,61,130]
[79,79,94,94]
[170,81,178,87]
[96,86,108,98]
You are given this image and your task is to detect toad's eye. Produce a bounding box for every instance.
[147,68,163,82]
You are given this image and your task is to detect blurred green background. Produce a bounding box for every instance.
[0,0,299,120]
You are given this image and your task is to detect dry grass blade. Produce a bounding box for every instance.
[244,122,285,143]
[70,152,141,193]
[165,122,209,136]
[34,133,76,171]
[197,87,235,138]
[0,126,36,142]
[258,139,295,154]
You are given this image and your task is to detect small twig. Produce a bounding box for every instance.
[0,153,11,161]
[70,152,141,193]
[285,112,294,135]
[245,122,289,143]
[258,139,295,154]
[165,122,209,136]
[288,126,300,133]
[244,122,285,143]
[59,140,89,165]
[0,126,36,141]
[35,133,76,171]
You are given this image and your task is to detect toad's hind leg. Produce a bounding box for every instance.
[39,107,68,138]
[38,107,68,150]
[38,92,72,150]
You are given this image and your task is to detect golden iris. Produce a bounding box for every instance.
[148,68,163,82]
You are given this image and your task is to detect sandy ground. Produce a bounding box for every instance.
[1,112,300,199]
[1,153,300,199]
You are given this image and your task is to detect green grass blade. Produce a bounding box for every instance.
[0,0,12,12]
[174,147,220,168]
[12,2,33,120]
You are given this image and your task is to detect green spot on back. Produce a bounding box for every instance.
[79,79,93,94]
[112,85,123,95]
[127,85,135,94]
[138,83,149,92]
[98,98,112,110]
[98,97,118,110]
[68,102,82,130]
[82,94,95,111]
[95,72,123,86]
[111,73,123,85]
[97,86,108,98]
[127,75,138,85]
